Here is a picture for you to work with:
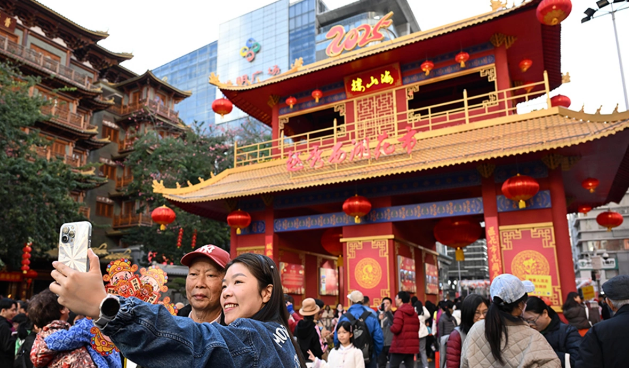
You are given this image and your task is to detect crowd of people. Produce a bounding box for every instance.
[0,243,626,367]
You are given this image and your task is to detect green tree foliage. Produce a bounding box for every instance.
[0,62,104,267]
[120,122,233,265]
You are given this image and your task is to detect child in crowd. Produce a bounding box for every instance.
[307,321,364,368]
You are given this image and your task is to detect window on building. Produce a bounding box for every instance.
[100,164,116,179]
[0,28,18,43]
[96,202,113,218]
[102,125,119,143]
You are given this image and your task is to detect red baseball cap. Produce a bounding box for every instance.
[180,244,231,269]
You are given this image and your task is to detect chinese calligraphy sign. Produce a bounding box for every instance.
[345,63,402,98]
[0,12,16,32]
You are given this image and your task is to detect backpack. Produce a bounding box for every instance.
[14,332,36,368]
[345,309,374,364]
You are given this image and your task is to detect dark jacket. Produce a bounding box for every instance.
[540,313,582,368]
[14,331,36,368]
[389,303,419,355]
[294,318,323,362]
[0,316,15,367]
[437,313,457,339]
[563,304,592,330]
[577,304,629,368]
[380,310,394,347]
[445,328,465,368]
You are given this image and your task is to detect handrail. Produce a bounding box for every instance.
[41,105,88,131]
[108,99,180,122]
[234,77,551,167]
[113,213,152,228]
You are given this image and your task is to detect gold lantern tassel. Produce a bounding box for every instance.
[607,227,612,232]
[590,188,595,193]
[336,255,343,267]
[160,224,166,231]
[315,97,320,103]
[519,199,526,209]
[354,216,361,224]
[460,61,466,68]
[236,228,242,235]
[455,248,465,262]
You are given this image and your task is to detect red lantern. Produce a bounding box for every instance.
[433,218,482,261]
[551,95,571,108]
[151,205,176,231]
[342,195,372,223]
[321,228,343,256]
[22,253,31,259]
[536,0,572,26]
[286,96,297,109]
[23,245,32,253]
[597,211,623,231]
[578,205,592,215]
[191,229,197,249]
[582,178,599,193]
[455,52,469,68]
[421,60,435,76]
[227,210,252,234]
[519,59,533,72]
[211,97,233,117]
[523,81,535,94]
[22,242,32,274]
[21,259,30,266]
[502,174,540,209]
[25,269,37,279]
[177,228,184,248]
[21,266,29,272]
[312,89,323,103]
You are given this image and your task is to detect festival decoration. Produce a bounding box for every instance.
[177,228,184,248]
[21,242,32,274]
[455,51,470,68]
[191,229,197,249]
[551,94,571,108]
[342,195,372,223]
[597,211,623,231]
[433,218,482,261]
[501,174,540,209]
[24,269,37,286]
[578,205,592,215]
[582,177,599,193]
[286,96,297,109]
[311,89,323,103]
[321,228,343,256]
[519,58,533,72]
[536,0,572,26]
[523,81,535,93]
[421,60,434,76]
[151,205,176,231]
[227,210,252,234]
[211,97,233,117]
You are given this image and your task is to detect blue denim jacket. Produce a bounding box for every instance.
[102,297,301,368]
[333,304,383,359]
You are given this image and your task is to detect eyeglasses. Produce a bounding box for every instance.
[524,314,541,325]
[474,310,488,317]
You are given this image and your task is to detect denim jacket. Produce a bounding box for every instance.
[102,297,301,368]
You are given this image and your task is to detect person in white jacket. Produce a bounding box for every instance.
[308,320,364,368]
[415,301,431,368]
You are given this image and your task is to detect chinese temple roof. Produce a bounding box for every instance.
[113,70,192,100]
[154,108,629,217]
[211,0,560,126]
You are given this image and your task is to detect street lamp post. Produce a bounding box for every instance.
[582,0,629,110]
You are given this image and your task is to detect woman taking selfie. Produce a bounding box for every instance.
[460,274,560,368]
[524,296,582,368]
[445,294,489,368]
[50,250,306,368]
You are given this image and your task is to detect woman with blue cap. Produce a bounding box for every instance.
[460,274,560,368]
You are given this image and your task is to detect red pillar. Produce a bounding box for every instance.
[494,45,512,115]
[263,206,278,265]
[482,175,503,281]
[548,168,577,297]
[271,104,280,156]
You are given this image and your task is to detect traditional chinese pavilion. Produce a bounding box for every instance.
[154,0,629,310]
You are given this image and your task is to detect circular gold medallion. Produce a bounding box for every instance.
[511,250,550,279]
[355,258,382,289]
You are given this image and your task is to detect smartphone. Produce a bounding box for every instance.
[58,221,92,272]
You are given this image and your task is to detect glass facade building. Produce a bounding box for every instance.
[289,0,316,66]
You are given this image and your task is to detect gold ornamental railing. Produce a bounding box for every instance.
[0,35,93,89]
[113,214,153,228]
[108,99,180,122]
[234,72,552,167]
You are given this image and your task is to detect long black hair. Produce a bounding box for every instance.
[460,294,489,334]
[484,293,528,364]
[441,300,454,317]
[526,296,557,319]
[226,253,306,368]
[334,321,354,350]
[562,291,581,311]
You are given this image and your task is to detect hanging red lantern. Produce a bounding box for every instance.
[455,52,469,68]
[286,96,297,108]
[433,218,482,261]
[536,0,572,26]
[21,242,32,274]
[421,60,435,76]
[227,210,252,234]
[582,178,599,193]
[551,95,571,108]
[191,229,197,249]
[23,244,32,253]
[25,269,37,286]
[342,195,372,223]
[519,59,533,73]
[151,205,176,231]
[311,89,323,103]
[523,81,535,94]
[321,228,343,256]
[597,211,623,231]
[177,228,184,248]
[502,174,540,209]
[578,205,592,215]
[211,97,233,117]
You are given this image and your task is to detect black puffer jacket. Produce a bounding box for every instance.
[540,314,582,368]
[563,304,591,330]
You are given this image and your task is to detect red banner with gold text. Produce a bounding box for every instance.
[346,240,391,308]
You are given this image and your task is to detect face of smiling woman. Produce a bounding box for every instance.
[221,262,273,325]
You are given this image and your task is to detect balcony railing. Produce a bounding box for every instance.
[0,35,93,90]
[78,206,90,219]
[41,105,94,131]
[108,98,180,123]
[113,214,153,228]
[115,175,133,189]
[118,137,137,152]
[64,154,85,168]
[234,73,552,168]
